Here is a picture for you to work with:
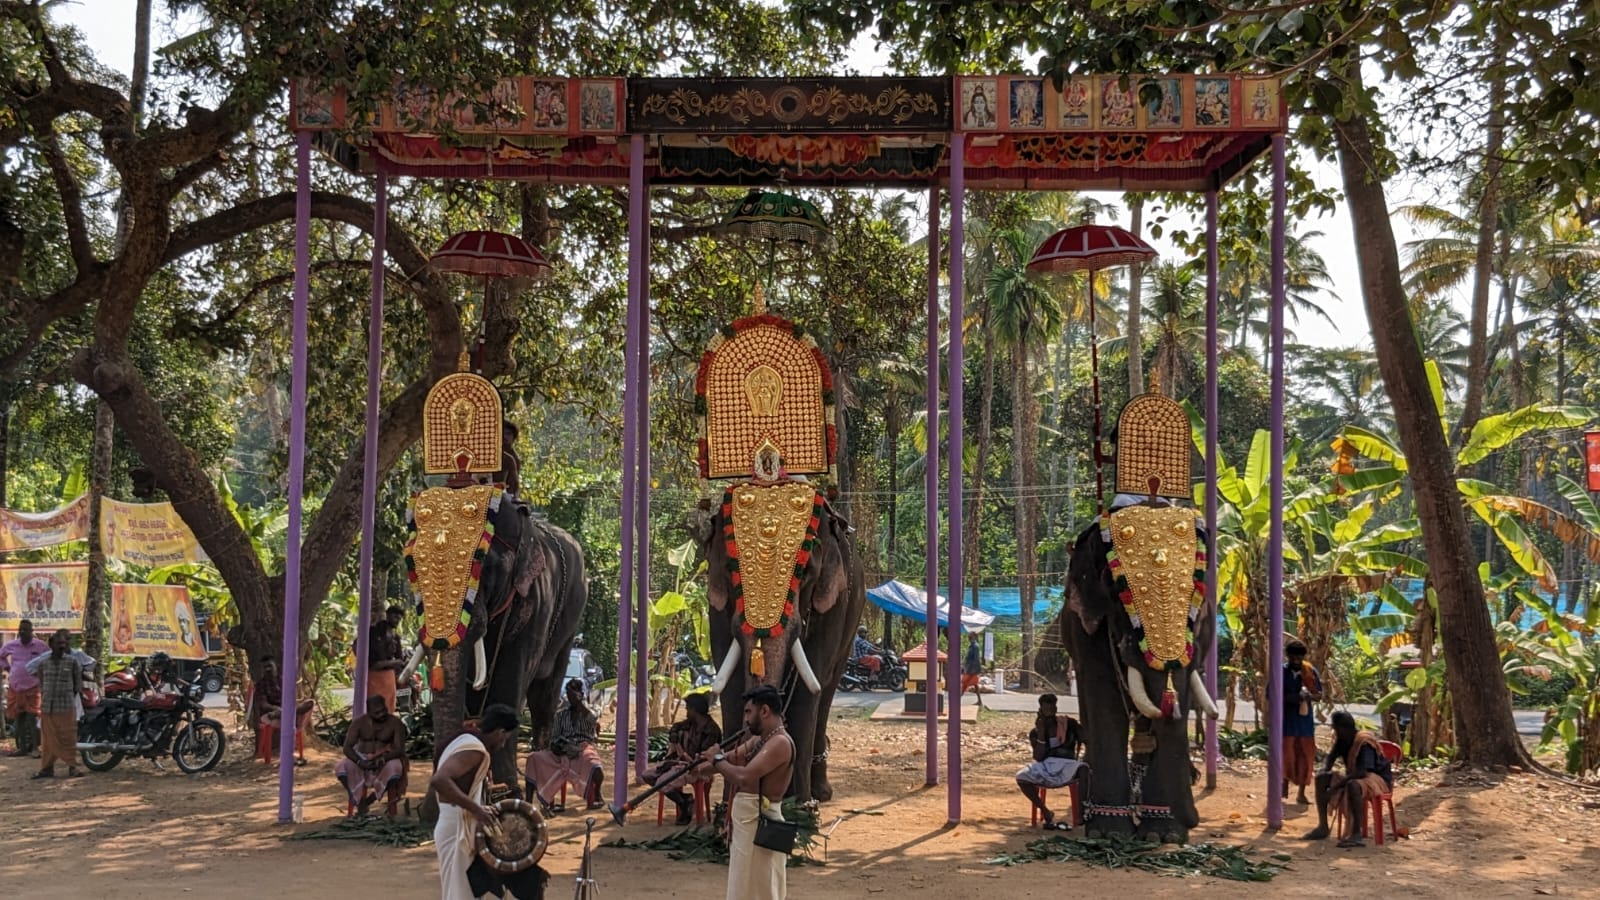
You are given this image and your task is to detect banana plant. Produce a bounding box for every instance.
[1498,588,1600,776]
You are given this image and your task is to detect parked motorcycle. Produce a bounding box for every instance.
[77,666,226,774]
[673,652,716,690]
[838,648,908,692]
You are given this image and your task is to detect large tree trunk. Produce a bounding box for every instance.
[83,400,113,681]
[1455,24,1507,446]
[1330,81,1524,768]
[1126,196,1145,395]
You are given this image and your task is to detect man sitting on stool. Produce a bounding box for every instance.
[642,692,723,824]
[1016,693,1085,831]
[525,678,604,812]
[336,695,408,817]
[1302,710,1394,847]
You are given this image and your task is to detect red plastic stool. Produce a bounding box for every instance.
[1359,741,1404,845]
[1029,782,1082,827]
[657,779,713,825]
[255,723,304,764]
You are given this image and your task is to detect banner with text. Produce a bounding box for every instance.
[101,499,207,567]
[110,583,205,660]
[0,495,90,552]
[0,563,88,632]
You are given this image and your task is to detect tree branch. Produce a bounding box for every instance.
[40,132,96,272]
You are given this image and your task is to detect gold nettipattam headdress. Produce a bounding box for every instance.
[1114,393,1191,499]
[423,353,503,477]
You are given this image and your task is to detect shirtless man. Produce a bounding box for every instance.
[431,704,521,900]
[702,685,794,900]
[336,695,408,817]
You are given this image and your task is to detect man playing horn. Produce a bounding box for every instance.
[701,684,793,900]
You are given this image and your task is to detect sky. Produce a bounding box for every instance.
[53,1,1450,352]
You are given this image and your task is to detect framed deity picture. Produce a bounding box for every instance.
[1139,77,1184,129]
[578,80,620,132]
[530,79,570,132]
[1056,76,1094,129]
[1098,76,1137,129]
[1241,77,1281,128]
[1194,77,1233,128]
[1007,77,1046,130]
[958,78,999,131]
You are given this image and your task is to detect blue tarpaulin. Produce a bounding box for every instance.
[865,580,999,632]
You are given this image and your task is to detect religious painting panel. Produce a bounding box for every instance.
[957,77,999,131]
[1055,76,1095,129]
[1194,77,1233,128]
[1007,77,1046,130]
[529,79,571,133]
[1098,76,1137,129]
[1138,77,1184,129]
[578,79,621,133]
[1241,77,1281,128]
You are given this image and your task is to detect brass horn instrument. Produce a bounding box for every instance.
[608,728,748,827]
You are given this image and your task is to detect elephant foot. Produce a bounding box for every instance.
[1084,812,1134,839]
[812,777,833,803]
[1133,819,1187,845]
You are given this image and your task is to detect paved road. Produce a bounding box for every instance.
[832,687,1550,736]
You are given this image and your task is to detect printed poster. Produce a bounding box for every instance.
[100,498,207,567]
[0,563,88,632]
[0,495,90,551]
[110,583,205,660]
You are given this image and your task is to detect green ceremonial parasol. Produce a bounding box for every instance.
[718,188,833,296]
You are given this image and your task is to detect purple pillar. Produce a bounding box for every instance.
[614,134,644,805]
[1266,135,1288,830]
[352,174,387,719]
[634,193,651,779]
[277,131,312,822]
[945,137,965,824]
[1203,190,1219,789]
[923,185,941,786]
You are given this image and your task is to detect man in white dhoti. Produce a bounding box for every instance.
[431,704,521,900]
[1016,693,1085,830]
[701,684,793,900]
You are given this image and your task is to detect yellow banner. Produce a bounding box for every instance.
[100,498,207,567]
[110,584,205,660]
[0,564,88,632]
[0,495,90,551]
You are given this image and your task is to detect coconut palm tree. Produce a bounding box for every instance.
[1218,227,1339,353]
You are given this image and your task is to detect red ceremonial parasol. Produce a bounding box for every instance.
[1029,224,1158,514]
[430,230,552,290]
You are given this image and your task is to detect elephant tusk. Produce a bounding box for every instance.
[1126,665,1165,719]
[789,640,821,694]
[471,637,488,691]
[1190,670,1221,719]
[712,643,742,695]
[397,644,426,686]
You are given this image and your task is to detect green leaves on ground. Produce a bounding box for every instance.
[984,834,1288,882]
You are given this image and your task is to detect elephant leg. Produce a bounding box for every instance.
[809,680,840,803]
[784,689,819,803]
[1069,638,1134,838]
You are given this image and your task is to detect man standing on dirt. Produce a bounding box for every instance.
[336,695,408,818]
[431,704,519,900]
[0,619,49,757]
[30,629,83,779]
[703,684,794,900]
[1282,638,1322,805]
[365,605,407,716]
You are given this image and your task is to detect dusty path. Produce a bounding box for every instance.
[3,709,1593,898]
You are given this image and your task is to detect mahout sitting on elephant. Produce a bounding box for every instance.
[1058,393,1220,844]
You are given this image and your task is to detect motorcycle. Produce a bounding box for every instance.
[838,648,908,692]
[77,666,226,774]
[673,652,716,690]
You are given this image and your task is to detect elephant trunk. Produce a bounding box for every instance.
[1126,665,1166,719]
[431,645,467,761]
[398,644,425,686]
[712,641,742,694]
[1189,670,1221,719]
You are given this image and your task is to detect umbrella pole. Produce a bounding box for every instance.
[1088,273,1105,519]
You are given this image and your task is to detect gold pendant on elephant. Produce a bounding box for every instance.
[722,482,821,638]
[405,484,502,650]
[1105,505,1205,670]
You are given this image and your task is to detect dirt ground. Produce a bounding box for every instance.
[4,706,1597,898]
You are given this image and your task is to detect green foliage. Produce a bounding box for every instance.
[984,834,1289,882]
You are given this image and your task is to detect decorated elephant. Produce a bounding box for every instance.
[699,484,865,805]
[1056,393,1220,844]
[407,485,588,786]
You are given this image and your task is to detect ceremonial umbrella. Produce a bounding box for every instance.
[430,229,552,291]
[718,189,832,298]
[1028,224,1158,511]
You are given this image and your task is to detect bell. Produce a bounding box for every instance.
[750,646,765,678]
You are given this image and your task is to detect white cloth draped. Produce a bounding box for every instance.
[727,792,787,900]
[434,732,491,900]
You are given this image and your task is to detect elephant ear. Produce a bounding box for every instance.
[1067,523,1116,636]
[805,508,849,616]
[705,511,731,613]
